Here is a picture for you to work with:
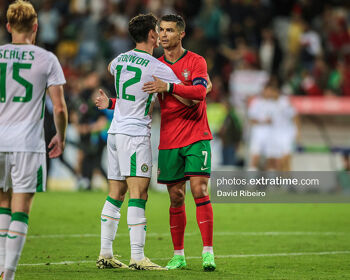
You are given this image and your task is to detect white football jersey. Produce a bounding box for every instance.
[0,44,66,153]
[108,49,181,136]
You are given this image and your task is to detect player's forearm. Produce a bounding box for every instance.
[169,83,206,101]
[53,105,68,140]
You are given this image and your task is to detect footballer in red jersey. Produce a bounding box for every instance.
[142,14,216,271]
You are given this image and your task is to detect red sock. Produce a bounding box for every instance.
[195,196,213,247]
[169,204,186,250]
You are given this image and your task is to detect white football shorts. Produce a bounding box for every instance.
[250,127,270,156]
[107,134,152,180]
[0,152,46,193]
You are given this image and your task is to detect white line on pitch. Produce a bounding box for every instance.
[27,231,347,239]
[19,251,350,266]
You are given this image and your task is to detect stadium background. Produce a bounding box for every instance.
[1,1,350,279]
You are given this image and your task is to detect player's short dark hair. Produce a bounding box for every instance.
[160,14,186,32]
[128,14,157,43]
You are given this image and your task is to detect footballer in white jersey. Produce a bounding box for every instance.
[106,49,180,179]
[0,1,68,279]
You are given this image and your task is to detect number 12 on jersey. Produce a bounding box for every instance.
[115,65,142,101]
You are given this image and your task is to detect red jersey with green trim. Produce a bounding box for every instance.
[158,50,212,150]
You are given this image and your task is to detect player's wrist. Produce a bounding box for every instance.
[108,98,113,109]
[167,83,174,94]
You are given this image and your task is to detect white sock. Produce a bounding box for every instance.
[127,199,147,261]
[5,212,29,280]
[100,197,122,258]
[202,246,214,254]
[0,208,11,275]
[174,249,185,256]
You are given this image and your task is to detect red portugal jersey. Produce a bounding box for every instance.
[158,50,213,150]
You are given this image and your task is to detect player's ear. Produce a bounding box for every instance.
[33,22,38,33]
[149,29,157,42]
[6,23,12,34]
[180,31,185,40]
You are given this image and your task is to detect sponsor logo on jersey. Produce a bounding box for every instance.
[141,164,149,173]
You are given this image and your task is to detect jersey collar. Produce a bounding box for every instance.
[164,50,188,65]
[134,48,152,55]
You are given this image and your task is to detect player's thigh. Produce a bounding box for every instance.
[107,134,125,181]
[10,152,47,194]
[157,148,186,184]
[183,140,211,177]
[116,134,152,178]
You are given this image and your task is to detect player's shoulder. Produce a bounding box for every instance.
[185,50,206,63]
[186,50,204,60]
[183,50,207,72]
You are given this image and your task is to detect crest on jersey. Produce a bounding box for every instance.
[181,69,191,80]
[141,164,149,173]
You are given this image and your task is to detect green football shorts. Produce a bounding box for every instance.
[157,140,211,185]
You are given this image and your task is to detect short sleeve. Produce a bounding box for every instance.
[47,53,66,87]
[153,63,181,84]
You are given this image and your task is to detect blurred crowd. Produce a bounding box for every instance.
[1,0,349,181]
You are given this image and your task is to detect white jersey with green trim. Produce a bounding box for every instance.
[108,49,181,136]
[0,44,66,153]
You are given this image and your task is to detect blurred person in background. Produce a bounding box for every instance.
[218,100,242,166]
[268,81,299,171]
[248,82,275,171]
[299,20,322,71]
[70,72,108,190]
[37,0,61,52]
[259,27,283,78]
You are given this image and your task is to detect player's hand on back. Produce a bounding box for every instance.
[95,89,109,110]
[142,76,168,94]
[48,134,65,158]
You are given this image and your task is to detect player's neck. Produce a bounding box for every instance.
[11,32,33,45]
[134,42,153,55]
[164,45,185,63]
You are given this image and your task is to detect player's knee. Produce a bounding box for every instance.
[169,189,185,207]
[190,179,209,199]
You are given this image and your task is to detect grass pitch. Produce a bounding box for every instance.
[16,190,350,279]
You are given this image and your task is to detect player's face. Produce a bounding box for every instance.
[159,21,184,50]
